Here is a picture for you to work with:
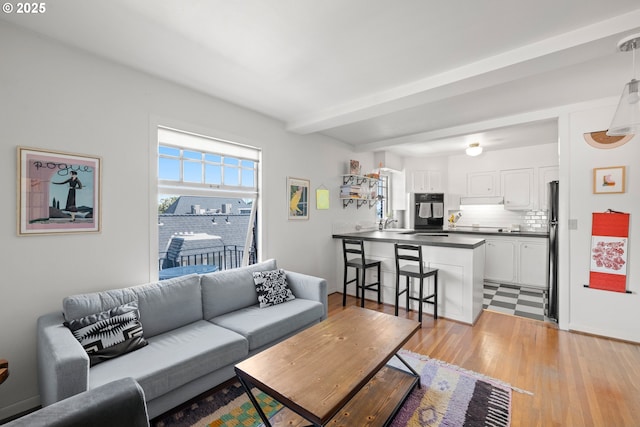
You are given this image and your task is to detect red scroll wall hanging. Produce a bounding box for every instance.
[589,211,630,293]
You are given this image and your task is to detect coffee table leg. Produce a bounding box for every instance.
[393,353,421,389]
[237,375,273,427]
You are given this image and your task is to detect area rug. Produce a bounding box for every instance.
[153,350,521,427]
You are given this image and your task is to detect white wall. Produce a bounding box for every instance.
[0,23,376,418]
[566,103,640,342]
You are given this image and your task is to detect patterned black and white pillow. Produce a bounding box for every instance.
[64,301,148,366]
[252,269,295,308]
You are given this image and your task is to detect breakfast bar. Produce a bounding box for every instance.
[332,230,486,324]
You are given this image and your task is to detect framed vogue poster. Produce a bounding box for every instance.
[17,147,102,235]
[287,177,309,220]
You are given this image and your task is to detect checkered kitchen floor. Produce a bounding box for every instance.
[483,283,547,322]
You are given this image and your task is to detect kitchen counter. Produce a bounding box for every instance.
[443,226,549,238]
[332,229,485,324]
[331,229,486,248]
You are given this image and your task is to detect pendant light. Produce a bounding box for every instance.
[465,142,483,156]
[607,33,640,136]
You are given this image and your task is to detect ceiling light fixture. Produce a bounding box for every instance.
[607,33,640,136]
[465,142,483,157]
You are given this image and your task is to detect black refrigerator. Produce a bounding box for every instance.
[546,181,559,321]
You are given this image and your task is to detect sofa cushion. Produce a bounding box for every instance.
[63,288,137,322]
[64,302,148,366]
[88,320,248,401]
[253,269,295,308]
[210,299,324,351]
[63,275,202,339]
[201,259,277,319]
[132,274,202,338]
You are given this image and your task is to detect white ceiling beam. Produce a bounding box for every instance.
[286,10,640,135]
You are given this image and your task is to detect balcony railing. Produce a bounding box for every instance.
[158,245,256,271]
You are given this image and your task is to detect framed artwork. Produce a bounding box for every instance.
[593,166,625,194]
[287,177,309,220]
[17,147,102,235]
[349,160,361,175]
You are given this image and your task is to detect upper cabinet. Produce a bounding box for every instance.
[463,166,555,210]
[467,171,497,196]
[501,168,534,210]
[410,170,443,193]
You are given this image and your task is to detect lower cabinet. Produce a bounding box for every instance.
[518,240,548,288]
[482,235,548,289]
[485,239,516,283]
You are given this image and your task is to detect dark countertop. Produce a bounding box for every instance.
[332,230,486,249]
[442,226,549,238]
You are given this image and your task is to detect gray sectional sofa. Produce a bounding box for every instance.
[5,378,149,427]
[36,259,327,419]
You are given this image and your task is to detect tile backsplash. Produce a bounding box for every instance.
[521,210,549,231]
[450,205,548,231]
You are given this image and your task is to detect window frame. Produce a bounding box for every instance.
[377,174,390,220]
[156,126,261,273]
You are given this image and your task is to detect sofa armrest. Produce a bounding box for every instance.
[37,312,90,406]
[284,270,328,320]
[5,377,149,427]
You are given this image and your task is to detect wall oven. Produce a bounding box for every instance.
[412,193,445,230]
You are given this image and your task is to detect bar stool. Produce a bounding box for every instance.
[394,243,439,322]
[342,239,382,307]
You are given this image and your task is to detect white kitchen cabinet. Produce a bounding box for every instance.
[467,171,497,196]
[480,235,548,289]
[538,166,559,211]
[484,239,516,283]
[518,240,548,289]
[410,170,443,193]
[501,168,533,210]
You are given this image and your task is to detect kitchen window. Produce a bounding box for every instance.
[376,174,390,220]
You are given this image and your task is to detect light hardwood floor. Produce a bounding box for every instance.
[330,293,640,427]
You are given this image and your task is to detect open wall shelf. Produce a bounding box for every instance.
[340,175,380,209]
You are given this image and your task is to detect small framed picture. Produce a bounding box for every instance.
[287,177,309,220]
[593,166,625,194]
[17,147,102,235]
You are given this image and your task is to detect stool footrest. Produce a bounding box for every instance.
[409,294,435,304]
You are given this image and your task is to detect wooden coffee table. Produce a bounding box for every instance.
[234,306,421,426]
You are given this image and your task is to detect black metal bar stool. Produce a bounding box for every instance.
[342,239,382,307]
[394,243,439,322]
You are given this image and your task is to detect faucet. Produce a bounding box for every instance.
[382,218,398,230]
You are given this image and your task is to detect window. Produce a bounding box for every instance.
[157,127,260,276]
[376,174,390,220]
[158,129,258,193]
